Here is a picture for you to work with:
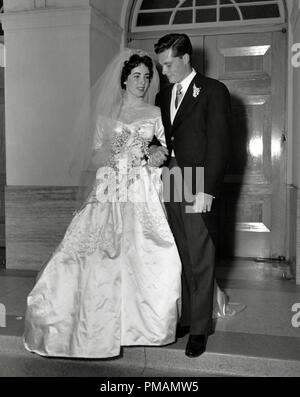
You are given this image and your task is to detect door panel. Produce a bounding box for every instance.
[129,30,286,259]
[205,32,286,258]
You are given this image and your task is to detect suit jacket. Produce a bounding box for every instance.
[155,72,231,199]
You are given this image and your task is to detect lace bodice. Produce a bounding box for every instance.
[87,105,166,204]
[93,104,166,152]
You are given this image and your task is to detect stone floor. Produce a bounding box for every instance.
[0,258,300,377]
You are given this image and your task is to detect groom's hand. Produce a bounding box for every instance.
[192,192,215,213]
[148,145,168,167]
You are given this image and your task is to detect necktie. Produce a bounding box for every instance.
[175,83,183,109]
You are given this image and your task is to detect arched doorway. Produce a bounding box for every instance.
[126,0,288,260]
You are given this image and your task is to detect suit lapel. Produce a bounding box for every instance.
[161,85,173,133]
[172,74,204,131]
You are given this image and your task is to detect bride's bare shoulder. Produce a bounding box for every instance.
[144,103,161,117]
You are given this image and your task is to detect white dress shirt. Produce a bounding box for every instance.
[170,68,197,156]
[170,68,197,124]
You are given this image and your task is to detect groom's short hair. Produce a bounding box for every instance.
[154,33,193,59]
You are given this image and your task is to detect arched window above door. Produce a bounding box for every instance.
[131,0,285,32]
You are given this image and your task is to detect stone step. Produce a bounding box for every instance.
[1,264,299,378]
[216,258,294,281]
[0,333,299,377]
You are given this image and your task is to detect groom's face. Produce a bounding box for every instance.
[158,49,189,84]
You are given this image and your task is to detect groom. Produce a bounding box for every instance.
[151,33,231,358]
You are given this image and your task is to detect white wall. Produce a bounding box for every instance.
[2,1,123,186]
[286,0,293,186]
[292,3,300,189]
[91,0,123,25]
[286,0,293,15]
[3,10,91,186]
[90,5,122,85]
[288,0,300,188]
[287,0,300,283]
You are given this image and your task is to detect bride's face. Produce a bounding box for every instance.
[125,64,150,99]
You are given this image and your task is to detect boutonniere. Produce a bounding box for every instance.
[193,83,201,98]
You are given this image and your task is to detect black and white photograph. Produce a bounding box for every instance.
[0,0,299,381]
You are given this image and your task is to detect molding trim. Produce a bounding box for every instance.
[120,0,132,30]
[1,7,92,31]
[128,23,287,42]
[3,0,89,12]
[1,5,122,43]
[90,6,123,45]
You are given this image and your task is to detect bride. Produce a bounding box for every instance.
[23,48,242,359]
[24,49,182,359]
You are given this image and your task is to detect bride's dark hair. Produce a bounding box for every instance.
[121,54,154,89]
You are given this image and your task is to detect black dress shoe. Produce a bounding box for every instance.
[176,325,190,339]
[185,334,207,358]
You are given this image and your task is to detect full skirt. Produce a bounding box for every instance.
[23,166,182,358]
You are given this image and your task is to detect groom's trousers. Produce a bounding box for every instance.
[163,158,216,336]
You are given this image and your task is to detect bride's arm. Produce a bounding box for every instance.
[91,123,112,168]
[148,117,168,167]
[154,116,167,148]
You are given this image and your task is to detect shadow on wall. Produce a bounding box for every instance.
[216,95,249,260]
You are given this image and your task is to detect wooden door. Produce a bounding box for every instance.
[129,30,287,259]
[205,32,286,259]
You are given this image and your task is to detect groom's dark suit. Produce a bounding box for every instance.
[156,72,231,335]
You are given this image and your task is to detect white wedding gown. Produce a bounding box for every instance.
[23,105,244,359]
[24,106,182,358]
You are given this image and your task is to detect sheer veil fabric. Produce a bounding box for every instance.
[69,48,160,205]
